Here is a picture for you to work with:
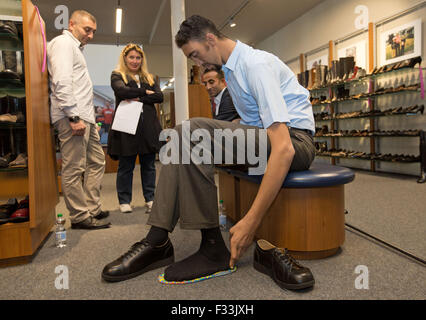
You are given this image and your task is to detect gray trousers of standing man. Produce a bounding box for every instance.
[147,117,315,232]
[54,118,106,223]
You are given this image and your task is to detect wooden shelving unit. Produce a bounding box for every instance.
[0,0,59,267]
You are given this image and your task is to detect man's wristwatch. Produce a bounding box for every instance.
[68,116,80,123]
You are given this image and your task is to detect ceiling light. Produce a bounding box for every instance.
[230,20,236,28]
[115,7,122,33]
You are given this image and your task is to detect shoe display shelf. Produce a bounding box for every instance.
[310,65,426,183]
[0,0,58,267]
[0,27,23,52]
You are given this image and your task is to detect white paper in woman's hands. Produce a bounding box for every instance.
[111,100,143,135]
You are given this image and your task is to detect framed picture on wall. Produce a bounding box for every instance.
[380,19,422,66]
[337,40,367,70]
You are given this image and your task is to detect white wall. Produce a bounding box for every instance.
[83,44,126,86]
[83,44,173,86]
[257,0,425,73]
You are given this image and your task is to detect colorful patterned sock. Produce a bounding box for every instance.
[158,267,237,285]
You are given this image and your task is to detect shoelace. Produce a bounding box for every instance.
[275,249,303,272]
[120,239,149,260]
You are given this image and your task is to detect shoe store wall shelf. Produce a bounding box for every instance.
[0,169,28,198]
[316,131,422,138]
[310,67,425,92]
[316,154,420,164]
[314,108,424,121]
[0,88,25,98]
[0,32,23,51]
[0,0,59,266]
[312,87,422,106]
[0,122,26,129]
[303,56,425,183]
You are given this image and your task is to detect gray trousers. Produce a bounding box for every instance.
[54,118,106,223]
[147,118,315,232]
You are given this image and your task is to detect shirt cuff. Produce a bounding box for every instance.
[61,106,79,118]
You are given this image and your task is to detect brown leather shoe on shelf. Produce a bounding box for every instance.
[0,153,16,168]
[9,153,27,168]
[0,112,25,123]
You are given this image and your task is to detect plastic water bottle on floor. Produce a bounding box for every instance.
[219,200,228,231]
[55,214,66,248]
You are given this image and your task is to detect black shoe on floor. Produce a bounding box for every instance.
[253,239,315,291]
[93,210,109,220]
[71,216,111,230]
[102,238,174,283]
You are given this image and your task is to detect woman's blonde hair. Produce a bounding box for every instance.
[115,43,154,86]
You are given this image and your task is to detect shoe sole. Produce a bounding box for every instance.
[71,222,111,230]
[102,255,175,283]
[253,259,315,291]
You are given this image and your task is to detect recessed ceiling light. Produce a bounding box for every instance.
[115,7,122,33]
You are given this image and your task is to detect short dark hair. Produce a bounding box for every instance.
[70,10,96,24]
[202,65,225,80]
[175,15,224,48]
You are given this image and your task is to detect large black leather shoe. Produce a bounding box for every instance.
[253,239,315,290]
[71,216,111,230]
[102,238,174,282]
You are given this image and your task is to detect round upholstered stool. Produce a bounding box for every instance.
[218,163,355,260]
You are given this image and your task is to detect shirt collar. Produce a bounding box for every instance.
[214,87,226,105]
[63,30,83,50]
[223,40,244,72]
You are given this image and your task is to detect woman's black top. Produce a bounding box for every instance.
[107,71,163,158]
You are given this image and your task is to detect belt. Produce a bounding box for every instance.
[289,127,313,137]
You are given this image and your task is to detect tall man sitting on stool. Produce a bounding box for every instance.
[202,65,240,122]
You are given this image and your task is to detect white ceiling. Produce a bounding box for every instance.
[33,0,325,46]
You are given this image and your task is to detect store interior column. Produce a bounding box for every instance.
[170,0,189,125]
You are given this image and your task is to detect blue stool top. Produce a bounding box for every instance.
[223,163,355,188]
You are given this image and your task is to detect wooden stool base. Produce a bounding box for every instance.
[288,247,341,260]
[218,171,346,260]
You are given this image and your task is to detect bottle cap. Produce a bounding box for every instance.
[97,122,102,126]
[57,214,63,217]
[219,200,223,203]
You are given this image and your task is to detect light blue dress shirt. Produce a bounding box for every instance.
[222,41,315,134]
